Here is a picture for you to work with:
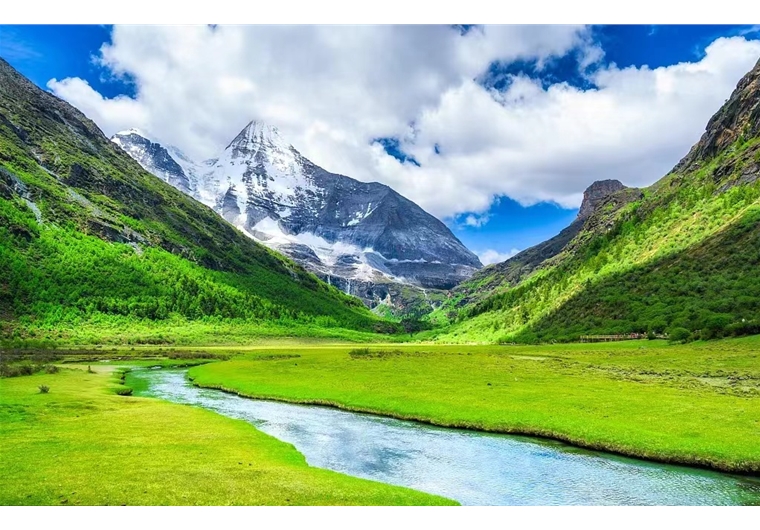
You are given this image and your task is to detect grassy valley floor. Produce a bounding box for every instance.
[187,337,760,474]
[0,366,454,505]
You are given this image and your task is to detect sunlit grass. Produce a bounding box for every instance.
[0,367,454,505]
[189,337,760,473]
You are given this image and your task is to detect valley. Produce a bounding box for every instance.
[185,338,760,474]
[129,365,760,506]
[2,31,760,508]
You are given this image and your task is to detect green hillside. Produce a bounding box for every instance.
[0,58,387,345]
[432,57,760,343]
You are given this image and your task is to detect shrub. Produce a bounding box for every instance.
[0,363,35,377]
[167,351,229,360]
[44,364,60,374]
[38,385,50,394]
[115,387,133,396]
[726,320,760,337]
[372,322,401,334]
[399,318,431,333]
[668,327,692,343]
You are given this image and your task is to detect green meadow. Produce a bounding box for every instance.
[2,336,760,506]
[0,364,454,505]
[188,337,760,474]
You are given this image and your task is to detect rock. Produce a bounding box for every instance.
[112,130,192,193]
[577,179,627,221]
[675,57,760,173]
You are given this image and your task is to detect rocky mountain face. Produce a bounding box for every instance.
[577,179,628,221]
[111,121,482,309]
[675,57,760,174]
[111,129,192,193]
[671,57,760,195]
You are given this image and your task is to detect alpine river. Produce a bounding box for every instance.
[127,368,760,506]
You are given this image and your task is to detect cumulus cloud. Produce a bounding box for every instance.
[49,76,150,130]
[477,248,520,266]
[46,26,760,221]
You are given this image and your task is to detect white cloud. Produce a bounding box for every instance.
[462,213,491,227]
[49,76,150,131]
[477,248,520,266]
[46,27,760,222]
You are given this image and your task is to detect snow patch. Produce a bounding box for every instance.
[238,216,402,284]
[115,127,150,139]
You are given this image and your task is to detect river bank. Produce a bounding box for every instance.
[187,338,760,475]
[0,367,453,505]
[131,367,760,506]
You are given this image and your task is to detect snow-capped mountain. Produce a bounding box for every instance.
[112,129,194,193]
[111,121,482,307]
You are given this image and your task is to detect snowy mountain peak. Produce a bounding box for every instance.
[209,119,315,220]
[114,128,150,140]
[226,120,293,155]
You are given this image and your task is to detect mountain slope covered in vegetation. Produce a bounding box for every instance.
[433,57,760,343]
[0,58,386,345]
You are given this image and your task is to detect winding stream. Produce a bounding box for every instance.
[127,368,760,506]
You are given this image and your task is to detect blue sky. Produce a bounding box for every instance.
[2,24,759,263]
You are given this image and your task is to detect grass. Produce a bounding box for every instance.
[188,337,760,474]
[0,366,455,505]
[2,317,409,347]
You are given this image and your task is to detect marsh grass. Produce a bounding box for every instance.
[1,362,59,378]
[249,354,301,361]
[348,348,419,359]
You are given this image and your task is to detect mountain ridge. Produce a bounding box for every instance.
[112,119,482,311]
[449,178,642,310]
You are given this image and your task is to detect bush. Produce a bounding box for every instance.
[0,363,35,377]
[509,330,539,345]
[372,321,402,334]
[38,385,50,394]
[167,351,229,360]
[668,327,692,343]
[726,320,760,337]
[115,387,133,396]
[44,364,60,374]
